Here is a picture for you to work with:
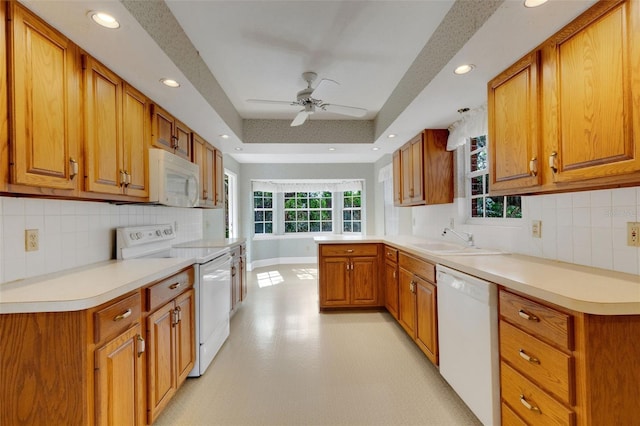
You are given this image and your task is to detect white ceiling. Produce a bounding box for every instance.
[21,0,597,164]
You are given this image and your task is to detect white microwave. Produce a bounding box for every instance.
[148,148,200,207]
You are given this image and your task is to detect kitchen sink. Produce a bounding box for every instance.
[410,241,504,256]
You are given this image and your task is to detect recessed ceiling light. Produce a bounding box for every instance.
[160,78,180,88]
[524,0,548,7]
[220,134,230,139]
[234,147,243,151]
[454,64,475,75]
[372,147,380,151]
[88,11,120,29]
[387,134,397,139]
[328,147,336,151]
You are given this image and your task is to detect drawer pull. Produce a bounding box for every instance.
[518,309,539,322]
[113,309,132,321]
[519,349,540,364]
[169,282,182,290]
[346,249,354,253]
[519,395,541,413]
[137,335,145,357]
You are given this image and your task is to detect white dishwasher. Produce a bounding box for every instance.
[436,265,500,426]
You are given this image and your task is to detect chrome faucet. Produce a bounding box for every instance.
[442,227,474,247]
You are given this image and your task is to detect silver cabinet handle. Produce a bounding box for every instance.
[549,151,558,173]
[169,282,182,290]
[519,395,541,413]
[519,349,540,364]
[113,309,132,321]
[69,158,78,179]
[518,309,539,322]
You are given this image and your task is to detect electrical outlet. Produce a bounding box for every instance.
[531,220,542,238]
[627,222,640,247]
[25,229,39,252]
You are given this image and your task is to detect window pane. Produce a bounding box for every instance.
[297,211,308,221]
[265,211,273,221]
[485,197,504,218]
[285,222,296,232]
[344,197,352,207]
[322,222,332,232]
[254,197,263,208]
[353,210,361,220]
[254,211,264,221]
[298,192,308,198]
[506,196,522,218]
[353,196,361,207]
[471,176,484,196]
[297,222,308,232]
[471,198,484,218]
[322,211,332,220]
[344,222,352,232]
[353,222,361,233]
[255,223,264,234]
[264,197,273,208]
[310,211,320,221]
[296,198,307,208]
[265,223,273,233]
[310,222,320,232]
[309,199,320,209]
[285,211,296,221]
[284,192,294,198]
[324,198,332,208]
[343,211,352,221]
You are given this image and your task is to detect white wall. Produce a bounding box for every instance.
[0,197,204,284]
[410,187,640,275]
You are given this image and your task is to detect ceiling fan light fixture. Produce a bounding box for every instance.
[88,11,120,29]
[454,64,475,75]
[160,78,180,88]
[524,0,548,7]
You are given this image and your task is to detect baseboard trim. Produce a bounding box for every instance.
[248,257,317,271]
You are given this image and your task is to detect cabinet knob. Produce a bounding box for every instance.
[529,157,538,176]
[519,349,540,364]
[518,309,539,322]
[549,151,558,173]
[69,158,78,179]
[519,395,541,413]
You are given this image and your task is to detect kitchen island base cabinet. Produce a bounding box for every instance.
[318,244,383,310]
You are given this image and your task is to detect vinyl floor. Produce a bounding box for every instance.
[155,264,482,426]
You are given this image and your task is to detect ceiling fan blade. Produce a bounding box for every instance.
[246,99,296,106]
[310,78,339,99]
[322,103,367,118]
[291,110,309,127]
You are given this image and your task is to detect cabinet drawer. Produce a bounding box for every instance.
[320,244,378,257]
[499,290,573,350]
[146,268,194,312]
[94,292,141,344]
[398,252,435,283]
[501,362,575,426]
[384,246,398,263]
[501,402,527,426]
[500,320,574,404]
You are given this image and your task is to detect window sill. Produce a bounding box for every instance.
[253,232,362,241]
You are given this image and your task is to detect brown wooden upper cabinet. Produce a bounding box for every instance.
[393,129,453,206]
[488,0,640,195]
[7,2,82,193]
[83,55,149,199]
[192,133,223,208]
[151,104,192,161]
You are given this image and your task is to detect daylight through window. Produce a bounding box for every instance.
[284,192,333,233]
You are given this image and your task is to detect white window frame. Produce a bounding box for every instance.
[465,136,522,225]
[253,191,274,235]
[224,169,238,238]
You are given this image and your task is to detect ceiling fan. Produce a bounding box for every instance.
[247,71,367,127]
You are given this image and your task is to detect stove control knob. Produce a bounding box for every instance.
[136,232,143,239]
[130,233,137,240]
[156,230,162,237]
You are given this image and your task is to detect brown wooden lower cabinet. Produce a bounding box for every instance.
[0,267,195,426]
[499,288,640,426]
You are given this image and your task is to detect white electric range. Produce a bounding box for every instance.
[116,224,231,377]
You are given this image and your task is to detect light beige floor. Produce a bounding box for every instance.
[155,264,482,426]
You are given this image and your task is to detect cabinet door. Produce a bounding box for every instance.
[151,104,175,153]
[385,260,399,319]
[122,84,149,198]
[547,0,640,183]
[409,135,424,203]
[350,256,379,305]
[175,289,195,387]
[398,268,416,337]
[415,277,438,365]
[488,51,541,193]
[146,302,177,424]
[205,142,216,205]
[392,150,401,206]
[319,256,350,306]
[84,56,123,195]
[192,133,208,204]
[231,258,242,311]
[213,148,224,208]
[174,119,192,161]
[400,142,412,205]
[95,324,145,426]
[9,3,80,190]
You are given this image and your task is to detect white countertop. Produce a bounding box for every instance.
[0,258,194,314]
[315,235,640,315]
[172,237,246,249]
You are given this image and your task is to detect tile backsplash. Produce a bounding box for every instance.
[0,197,203,283]
[412,187,640,276]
